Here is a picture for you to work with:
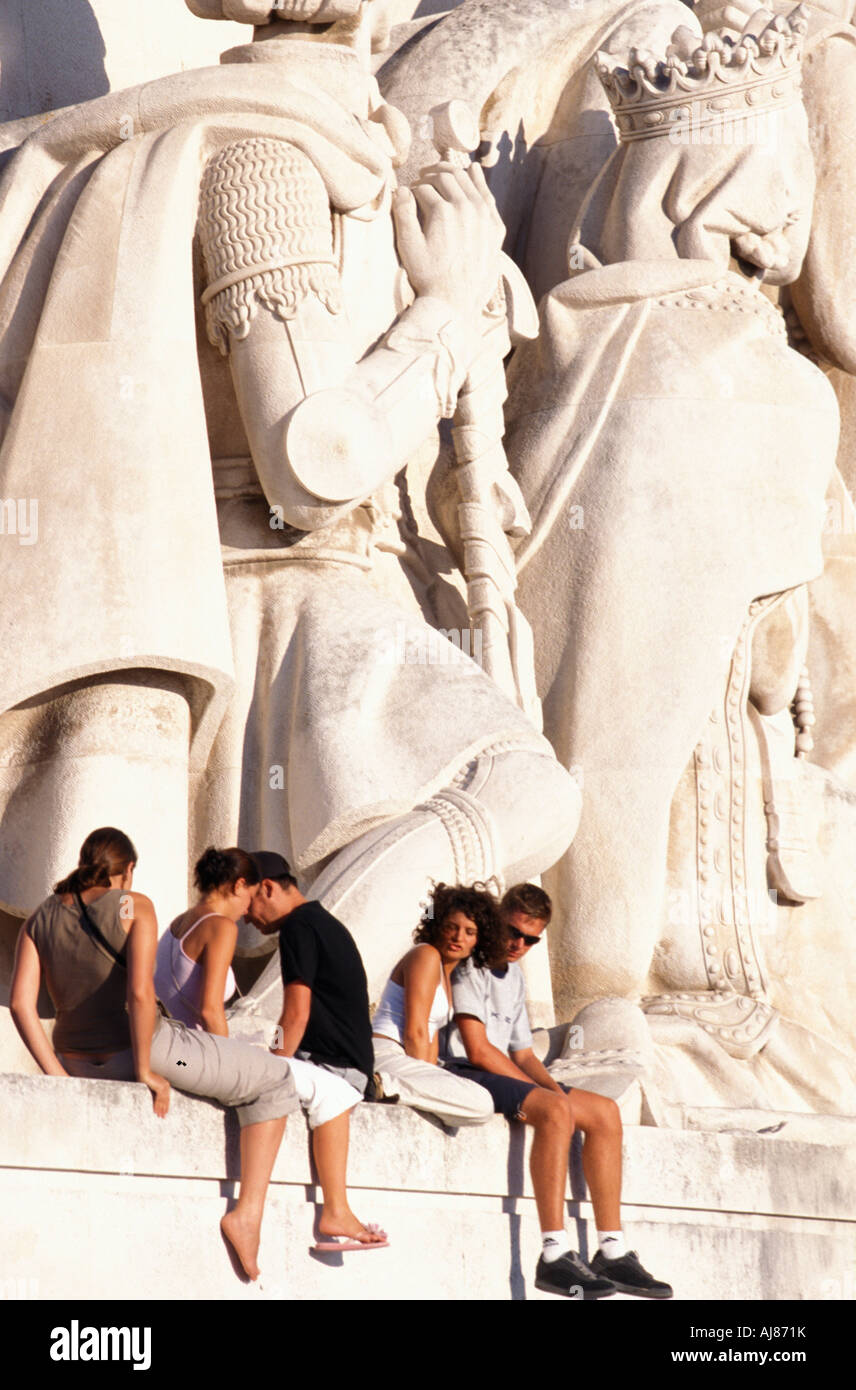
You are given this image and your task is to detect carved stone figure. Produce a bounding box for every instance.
[503,10,856,1113]
[0,0,580,1010]
[380,0,696,302]
[693,2,856,784]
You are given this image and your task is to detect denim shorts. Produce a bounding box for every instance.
[443,1062,570,1121]
[444,1061,539,1117]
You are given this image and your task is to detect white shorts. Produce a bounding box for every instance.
[287,1056,362,1129]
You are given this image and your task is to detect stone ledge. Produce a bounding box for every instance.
[1,1074,854,1300]
[1,1073,854,1220]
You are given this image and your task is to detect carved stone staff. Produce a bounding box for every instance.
[425,101,542,727]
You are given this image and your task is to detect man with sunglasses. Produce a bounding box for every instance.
[444,883,672,1300]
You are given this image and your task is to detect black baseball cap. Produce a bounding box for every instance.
[249,850,296,883]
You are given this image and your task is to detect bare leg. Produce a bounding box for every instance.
[312,1110,386,1244]
[567,1089,622,1231]
[220,1115,287,1279]
[517,1088,574,1232]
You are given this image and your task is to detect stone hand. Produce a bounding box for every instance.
[392,162,505,327]
[732,225,799,280]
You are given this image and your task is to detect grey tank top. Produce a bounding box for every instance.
[27,890,131,1053]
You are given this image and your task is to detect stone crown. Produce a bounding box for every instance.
[595,5,808,142]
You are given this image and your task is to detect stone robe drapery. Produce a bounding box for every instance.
[0,45,550,884]
[0,56,394,765]
[506,258,838,1008]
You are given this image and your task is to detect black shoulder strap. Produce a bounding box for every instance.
[75,892,127,971]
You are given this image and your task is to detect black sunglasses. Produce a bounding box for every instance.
[508,924,543,948]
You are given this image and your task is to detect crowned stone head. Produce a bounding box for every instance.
[595,4,808,144]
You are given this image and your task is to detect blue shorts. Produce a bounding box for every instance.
[444,1062,571,1121]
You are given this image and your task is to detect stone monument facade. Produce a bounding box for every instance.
[0,0,855,1306]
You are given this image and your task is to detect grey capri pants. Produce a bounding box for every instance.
[61,1017,299,1127]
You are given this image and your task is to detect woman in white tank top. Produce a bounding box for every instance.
[155,846,253,1031]
[372,883,506,1127]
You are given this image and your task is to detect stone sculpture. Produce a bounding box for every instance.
[503,8,856,1114]
[0,0,580,1011]
[378,0,856,1117]
[380,0,697,302]
[1,0,854,1118]
[693,2,856,785]
[2,5,856,1315]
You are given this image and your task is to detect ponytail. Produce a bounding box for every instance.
[54,827,137,895]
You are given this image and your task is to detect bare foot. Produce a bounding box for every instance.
[318,1207,387,1245]
[221,1209,262,1280]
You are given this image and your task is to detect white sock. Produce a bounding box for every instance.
[597,1229,627,1259]
[541,1230,571,1264]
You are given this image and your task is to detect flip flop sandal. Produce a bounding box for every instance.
[313,1223,389,1252]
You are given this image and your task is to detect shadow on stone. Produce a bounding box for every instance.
[506,1124,527,1299]
[0,0,109,124]
[569,1131,588,1260]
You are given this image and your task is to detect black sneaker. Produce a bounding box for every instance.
[534,1250,616,1300]
[590,1249,674,1299]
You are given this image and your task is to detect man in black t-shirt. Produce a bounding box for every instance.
[268,878,373,1090]
[245,850,385,1251]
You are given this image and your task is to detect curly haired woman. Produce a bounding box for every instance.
[372,883,506,1126]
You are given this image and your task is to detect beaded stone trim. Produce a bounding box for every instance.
[655,277,786,338]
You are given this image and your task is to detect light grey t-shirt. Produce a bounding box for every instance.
[444,957,533,1061]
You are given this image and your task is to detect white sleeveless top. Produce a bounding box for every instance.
[372,971,452,1045]
[154,913,237,1029]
